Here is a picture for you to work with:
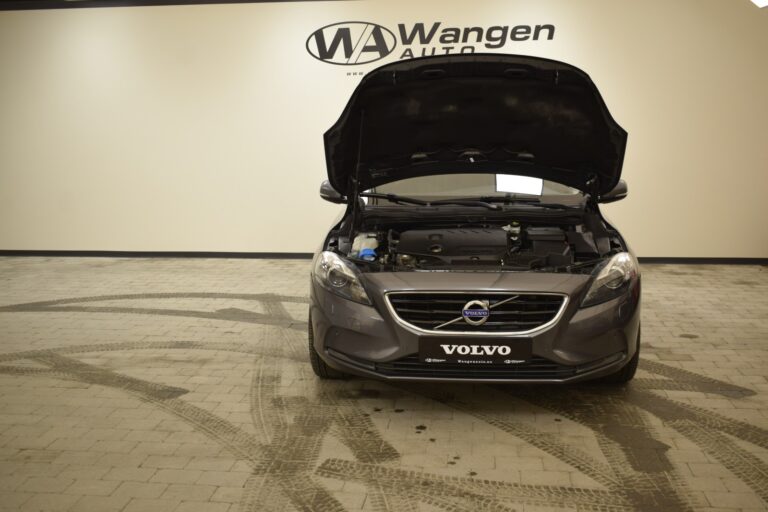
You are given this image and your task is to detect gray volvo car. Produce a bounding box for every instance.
[308,54,640,384]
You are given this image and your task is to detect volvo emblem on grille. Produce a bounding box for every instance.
[461,300,490,326]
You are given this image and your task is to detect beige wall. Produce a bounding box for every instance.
[0,0,766,256]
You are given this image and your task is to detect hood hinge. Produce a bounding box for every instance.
[585,173,600,206]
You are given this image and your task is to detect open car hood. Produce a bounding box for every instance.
[324,54,627,197]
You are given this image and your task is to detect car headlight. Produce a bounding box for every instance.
[581,252,639,307]
[312,251,372,305]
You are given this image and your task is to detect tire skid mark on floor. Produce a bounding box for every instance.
[402,383,623,492]
[249,397,347,512]
[32,352,190,400]
[239,328,349,512]
[14,351,269,465]
[638,358,756,398]
[316,458,634,512]
[0,292,308,331]
[240,356,293,512]
[250,357,281,444]
[500,386,697,511]
[670,420,768,503]
[329,399,406,512]
[628,389,768,503]
[0,340,304,364]
[661,398,768,450]
[0,292,310,309]
[629,362,768,503]
[0,365,87,381]
[241,322,408,512]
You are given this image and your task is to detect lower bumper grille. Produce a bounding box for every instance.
[374,354,577,380]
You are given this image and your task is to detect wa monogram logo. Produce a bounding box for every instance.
[306,22,397,65]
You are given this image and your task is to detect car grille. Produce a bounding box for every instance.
[387,293,566,333]
[375,355,577,380]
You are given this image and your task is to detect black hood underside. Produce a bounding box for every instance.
[324,54,627,197]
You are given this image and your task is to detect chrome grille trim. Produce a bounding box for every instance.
[384,291,569,336]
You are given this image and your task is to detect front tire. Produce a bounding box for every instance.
[601,326,640,385]
[308,314,348,380]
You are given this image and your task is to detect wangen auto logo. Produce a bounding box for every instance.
[306,22,397,65]
[461,300,490,326]
[307,22,556,67]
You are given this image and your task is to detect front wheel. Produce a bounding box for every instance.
[601,326,640,385]
[308,314,348,380]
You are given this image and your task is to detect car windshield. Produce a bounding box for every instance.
[367,173,581,205]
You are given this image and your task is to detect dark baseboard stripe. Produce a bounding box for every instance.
[0,250,314,259]
[638,257,767,265]
[0,251,765,264]
[0,0,350,11]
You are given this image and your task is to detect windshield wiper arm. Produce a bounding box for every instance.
[427,199,500,210]
[359,192,428,206]
[517,202,576,210]
[360,193,500,210]
[465,196,579,210]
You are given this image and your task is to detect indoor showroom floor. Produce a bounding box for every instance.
[0,257,766,512]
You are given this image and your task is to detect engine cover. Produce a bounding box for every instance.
[396,228,508,263]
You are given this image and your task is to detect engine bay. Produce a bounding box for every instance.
[328,212,625,273]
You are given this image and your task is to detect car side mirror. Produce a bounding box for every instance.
[600,179,628,203]
[319,180,346,204]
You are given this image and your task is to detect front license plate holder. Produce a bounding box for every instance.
[419,337,532,365]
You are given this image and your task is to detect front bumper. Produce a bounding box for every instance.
[310,271,640,383]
